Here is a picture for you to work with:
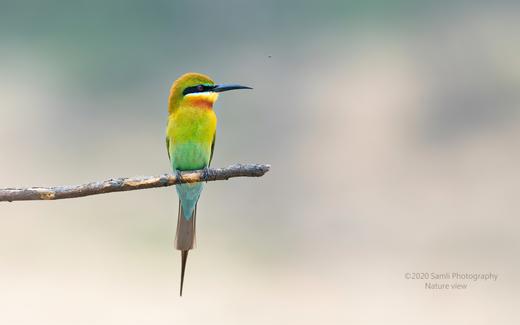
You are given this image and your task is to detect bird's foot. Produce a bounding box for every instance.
[175,170,185,184]
[201,167,212,183]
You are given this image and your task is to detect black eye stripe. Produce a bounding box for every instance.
[183,84,216,96]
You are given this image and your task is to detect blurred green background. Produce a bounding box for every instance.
[1,1,519,324]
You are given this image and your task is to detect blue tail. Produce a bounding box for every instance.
[176,183,204,220]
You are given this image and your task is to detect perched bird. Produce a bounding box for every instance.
[165,72,251,296]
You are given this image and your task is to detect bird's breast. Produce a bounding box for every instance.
[167,107,217,170]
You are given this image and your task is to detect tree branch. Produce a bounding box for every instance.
[0,163,270,202]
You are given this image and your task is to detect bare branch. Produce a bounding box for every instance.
[0,163,270,202]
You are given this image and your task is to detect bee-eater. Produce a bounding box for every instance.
[166,72,251,296]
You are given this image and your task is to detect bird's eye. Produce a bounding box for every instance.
[197,85,204,92]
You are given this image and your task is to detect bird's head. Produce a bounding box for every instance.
[168,72,252,113]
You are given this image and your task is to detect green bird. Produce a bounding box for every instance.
[166,72,251,296]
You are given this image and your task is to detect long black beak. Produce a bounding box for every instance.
[213,84,252,93]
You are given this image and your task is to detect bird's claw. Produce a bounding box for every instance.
[201,167,211,183]
[175,170,185,184]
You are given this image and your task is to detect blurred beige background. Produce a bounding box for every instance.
[1,1,519,324]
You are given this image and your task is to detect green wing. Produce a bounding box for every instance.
[166,137,171,161]
[208,132,216,167]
